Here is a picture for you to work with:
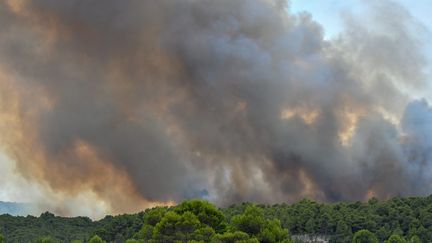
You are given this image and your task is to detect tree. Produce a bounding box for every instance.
[231,205,266,236]
[415,225,431,242]
[258,219,291,243]
[89,235,106,243]
[192,226,216,242]
[150,200,231,242]
[144,207,168,226]
[352,230,378,243]
[305,218,316,234]
[409,235,421,243]
[133,224,154,241]
[211,231,257,243]
[332,220,352,242]
[153,211,204,242]
[231,205,290,243]
[377,225,391,242]
[384,234,407,243]
[392,227,404,237]
[93,214,144,242]
[125,240,143,243]
[35,236,58,243]
[174,200,226,233]
[0,233,4,243]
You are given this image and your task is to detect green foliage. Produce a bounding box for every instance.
[258,219,291,243]
[231,205,266,235]
[35,236,59,243]
[125,239,143,243]
[352,229,378,243]
[174,200,226,233]
[0,213,94,243]
[93,213,144,242]
[151,209,218,242]
[192,226,216,242]
[211,231,257,243]
[153,211,201,242]
[408,235,421,243]
[89,235,106,243]
[133,224,154,240]
[144,207,168,226]
[3,196,432,242]
[0,233,4,243]
[384,234,407,243]
[333,220,353,242]
[231,205,290,242]
[128,200,224,242]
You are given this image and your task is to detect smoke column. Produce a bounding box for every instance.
[0,0,431,216]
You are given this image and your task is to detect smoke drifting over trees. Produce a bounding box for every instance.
[0,0,431,215]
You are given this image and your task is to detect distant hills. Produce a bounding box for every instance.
[0,201,34,216]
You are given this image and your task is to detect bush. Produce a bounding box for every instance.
[353,230,378,243]
[89,235,106,243]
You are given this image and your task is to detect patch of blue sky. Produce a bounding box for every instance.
[290,0,432,101]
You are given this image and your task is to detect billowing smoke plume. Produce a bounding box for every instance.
[0,0,431,216]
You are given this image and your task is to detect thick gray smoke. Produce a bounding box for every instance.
[0,0,431,214]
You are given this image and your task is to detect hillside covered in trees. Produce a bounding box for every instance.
[1,196,432,242]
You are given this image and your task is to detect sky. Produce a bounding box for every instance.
[291,0,432,39]
[1,0,432,218]
[291,0,432,101]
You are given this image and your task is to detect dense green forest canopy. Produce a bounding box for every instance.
[1,196,432,242]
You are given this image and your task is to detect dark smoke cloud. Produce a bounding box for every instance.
[0,0,431,214]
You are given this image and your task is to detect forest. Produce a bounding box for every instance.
[1,196,432,243]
